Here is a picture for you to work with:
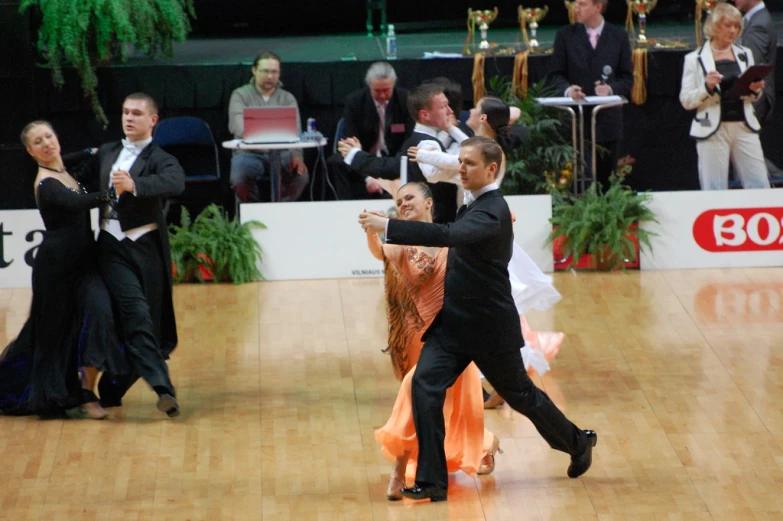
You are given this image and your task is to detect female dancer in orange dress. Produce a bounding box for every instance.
[366,182,497,500]
[367,179,565,500]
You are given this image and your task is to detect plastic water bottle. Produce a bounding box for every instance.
[386,25,397,60]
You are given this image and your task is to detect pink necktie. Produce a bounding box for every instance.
[589,30,598,49]
[372,104,387,156]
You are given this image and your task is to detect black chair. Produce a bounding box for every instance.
[154,117,222,217]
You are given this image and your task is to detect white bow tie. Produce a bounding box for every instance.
[121,139,144,155]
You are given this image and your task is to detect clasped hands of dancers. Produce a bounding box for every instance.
[358,136,596,502]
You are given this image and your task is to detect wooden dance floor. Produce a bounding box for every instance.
[1,268,782,520]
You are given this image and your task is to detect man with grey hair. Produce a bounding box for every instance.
[329,61,413,199]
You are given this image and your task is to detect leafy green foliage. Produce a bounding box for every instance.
[486,77,578,195]
[548,163,658,269]
[169,204,266,285]
[19,0,195,126]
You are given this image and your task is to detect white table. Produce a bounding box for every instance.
[222,138,328,202]
[536,96,628,194]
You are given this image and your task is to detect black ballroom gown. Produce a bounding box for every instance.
[0,177,129,416]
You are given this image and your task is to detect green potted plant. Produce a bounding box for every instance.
[169,204,266,284]
[19,0,196,126]
[548,157,659,271]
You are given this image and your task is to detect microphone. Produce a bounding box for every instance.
[601,65,612,84]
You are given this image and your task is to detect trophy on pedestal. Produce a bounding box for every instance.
[468,7,499,51]
[564,1,576,24]
[628,0,658,46]
[518,6,549,52]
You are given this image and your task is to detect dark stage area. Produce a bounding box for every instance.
[1,4,782,210]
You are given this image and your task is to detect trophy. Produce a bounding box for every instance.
[628,0,658,46]
[694,0,726,46]
[695,0,725,14]
[468,7,499,50]
[564,1,576,24]
[518,6,549,52]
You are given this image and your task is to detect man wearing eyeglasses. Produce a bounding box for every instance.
[228,50,309,202]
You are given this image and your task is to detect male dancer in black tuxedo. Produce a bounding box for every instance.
[549,0,633,187]
[359,137,596,501]
[339,82,459,223]
[80,92,184,417]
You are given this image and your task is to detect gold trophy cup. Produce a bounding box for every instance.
[628,0,658,46]
[518,6,549,51]
[696,0,725,13]
[468,7,499,50]
[564,0,576,24]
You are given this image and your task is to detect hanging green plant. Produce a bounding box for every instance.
[19,0,195,126]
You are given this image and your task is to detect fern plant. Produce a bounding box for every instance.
[169,204,266,285]
[486,77,578,195]
[548,160,658,270]
[19,0,195,126]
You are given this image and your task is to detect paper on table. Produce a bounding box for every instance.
[536,95,624,106]
[423,51,464,59]
[584,95,624,104]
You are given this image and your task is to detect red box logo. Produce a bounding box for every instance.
[693,207,783,252]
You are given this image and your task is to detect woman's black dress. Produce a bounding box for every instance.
[0,177,128,416]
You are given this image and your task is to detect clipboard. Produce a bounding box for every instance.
[726,64,773,98]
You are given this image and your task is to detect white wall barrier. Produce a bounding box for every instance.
[240,195,553,281]
[0,209,44,289]
[4,190,779,287]
[640,190,783,270]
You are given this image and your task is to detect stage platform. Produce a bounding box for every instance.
[1,17,782,209]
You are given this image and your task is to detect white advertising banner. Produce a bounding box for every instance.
[0,209,101,289]
[640,190,783,270]
[240,194,553,281]
[0,209,45,289]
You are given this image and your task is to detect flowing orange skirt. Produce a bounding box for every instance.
[374,361,492,478]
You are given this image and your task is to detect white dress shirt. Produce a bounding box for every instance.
[101,137,159,241]
[463,182,499,206]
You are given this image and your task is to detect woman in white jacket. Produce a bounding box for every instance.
[679,2,770,190]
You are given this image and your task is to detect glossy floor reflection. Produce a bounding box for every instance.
[1,267,782,521]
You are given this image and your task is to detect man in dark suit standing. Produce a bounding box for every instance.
[80,92,184,417]
[736,0,780,176]
[548,0,633,187]
[330,62,413,199]
[359,137,596,501]
[340,82,460,223]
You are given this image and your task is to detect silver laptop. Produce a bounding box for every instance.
[242,107,300,144]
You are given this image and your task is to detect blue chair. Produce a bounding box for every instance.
[154,117,222,217]
[154,117,221,183]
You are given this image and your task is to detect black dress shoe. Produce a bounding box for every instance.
[400,484,448,502]
[567,430,597,478]
[156,393,180,417]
